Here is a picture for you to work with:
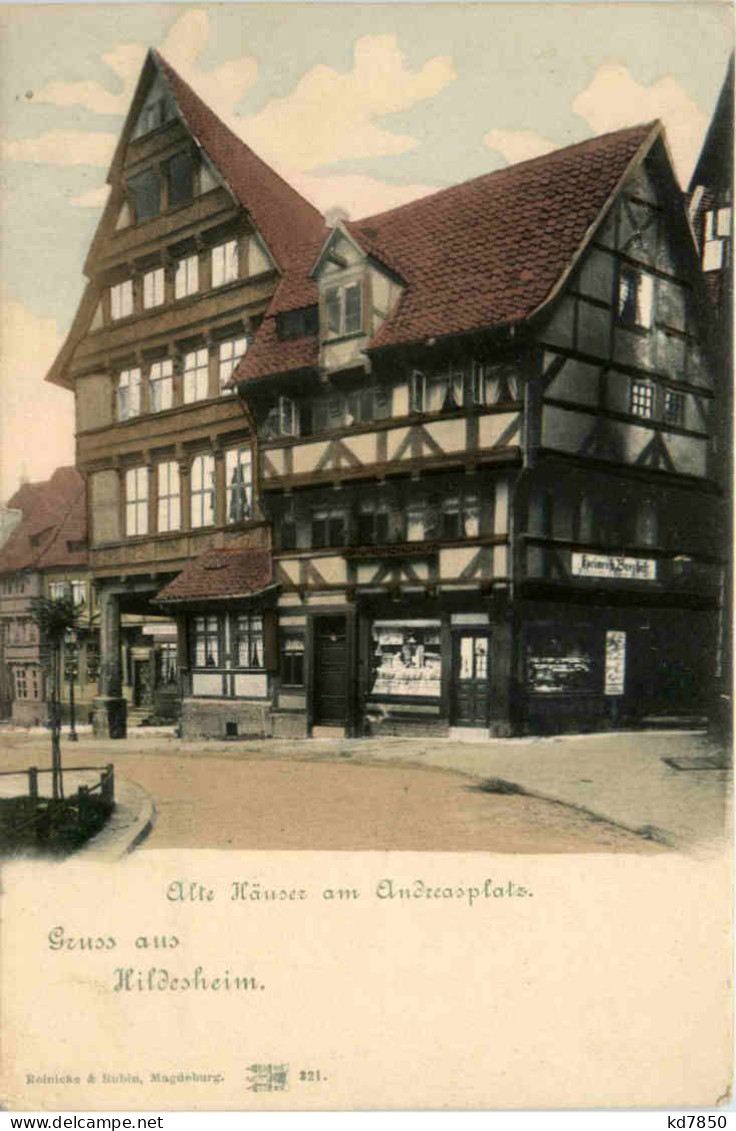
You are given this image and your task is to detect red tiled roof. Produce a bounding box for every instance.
[233,121,659,382]
[156,547,274,603]
[155,52,325,273]
[0,468,87,575]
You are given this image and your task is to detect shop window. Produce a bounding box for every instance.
[225,447,253,524]
[617,266,654,329]
[441,495,479,539]
[183,348,209,403]
[175,254,199,300]
[117,367,141,421]
[190,454,215,529]
[281,635,305,687]
[110,280,133,321]
[630,380,654,419]
[369,620,442,699]
[472,362,519,405]
[324,281,362,338]
[157,461,180,533]
[128,169,161,222]
[233,613,264,669]
[168,152,195,209]
[312,506,346,549]
[525,626,599,695]
[664,389,685,427]
[149,359,173,412]
[143,267,165,309]
[212,240,239,288]
[192,615,220,667]
[125,467,149,537]
[219,337,248,393]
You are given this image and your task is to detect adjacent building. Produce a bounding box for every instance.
[48,51,726,740]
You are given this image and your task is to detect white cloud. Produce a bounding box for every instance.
[242,35,456,174]
[0,130,116,167]
[294,172,439,219]
[483,128,557,165]
[71,185,110,209]
[32,43,147,115]
[0,295,73,504]
[572,63,708,183]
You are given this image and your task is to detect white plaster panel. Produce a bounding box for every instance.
[292,440,328,475]
[386,426,411,460]
[315,556,347,584]
[393,384,409,415]
[425,418,465,453]
[192,673,223,696]
[439,546,477,577]
[345,433,376,464]
[278,560,301,584]
[234,673,268,698]
[306,592,347,606]
[494,478,509,535]
[493,544,508,578]
[263,449,285,477]
[478,412,518,449]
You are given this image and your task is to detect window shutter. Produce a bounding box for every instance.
[263,609,277,671]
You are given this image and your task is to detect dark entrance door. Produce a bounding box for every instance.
[451,632,491,726]
[313,615,348,726]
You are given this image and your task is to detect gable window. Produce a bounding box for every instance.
[175,255,199,300]
[117,367,141,420]
[192,615,220,667]
[149,359,173,412]
[312,506,346,549]
[617,266,654,329]
[630,380,654,419]
[168,152,195,209]
[125,467,149,537]
[280,635,305,687]
[128,169,161,222]
[143,267,165,309]
[183,348,209,403]
[138,99,166,137]
[190,454,215,528]
[212,240,239,288]
[702,208,731,271]
[324,282,363,338]
[110,280,133,321]
[219,337,248,393]
[664,389,685,427]
[157,461,180,533]
[233,613,264,669]
[225,447,253,524]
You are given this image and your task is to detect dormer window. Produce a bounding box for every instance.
[325,282,363,338]
[617,266,654,329]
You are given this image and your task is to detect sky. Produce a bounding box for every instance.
[0,0,732,503]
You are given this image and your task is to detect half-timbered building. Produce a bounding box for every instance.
[49,51,725,739]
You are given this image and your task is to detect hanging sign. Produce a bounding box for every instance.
[572,553,656,581]
[604,630,627,696]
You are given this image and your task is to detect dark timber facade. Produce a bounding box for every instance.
[47,51,726,740]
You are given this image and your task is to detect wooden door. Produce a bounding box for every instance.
[313,616,348,725]
[451,632,491,727]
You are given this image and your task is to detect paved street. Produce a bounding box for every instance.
[0,727,729,854]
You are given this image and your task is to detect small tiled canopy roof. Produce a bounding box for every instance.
[0,467,87,575]
[156,548,274,604]
[233,120,659,383]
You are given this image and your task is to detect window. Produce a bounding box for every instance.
[281,635,305,687]
[175,255,199,300]
[233,613,264,668]
[110,280,133,321]
[168,152,195,208]
[617,266,654,328]
[357,499,391,545]
[149,359,173,412]
[49,581,66,601]
[664,389,685,427]
[143,267,165,309]
[225,448,253,524]
[636,498,658,547]
[211,240,239,287]
[70,580,86,606]
[324,282,363,337]
[86,641,100,684]
[138,99,166,136]
[14,667,28,700]
[190,454,215,528]
[128,169,161,222]
[117,367,141,421]
[407,500,439,543]
[192,616,220,667]
[264,396,299,438]
[219,337,248,393]
[312,506,346,549]
[125,467,149,537]
[29,667,41,700]
[277,307,319,341]
[279,500,297,550]
[157,461,180,533]
[369,621,442,699]
[441,495,479,540]
[702,208,731,271]
[183,348,209,403]
[472,363,520,406]
[630,380,654,419]
[410,371,426,413]
[158,642,178,684]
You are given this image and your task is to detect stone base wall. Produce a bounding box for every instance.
[364,717,449,739]
[181,698,274,740]
[272,711,309,739]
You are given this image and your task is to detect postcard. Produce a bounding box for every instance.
[0,1,732,1113]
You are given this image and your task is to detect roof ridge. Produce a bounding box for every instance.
[349,121,660,230]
